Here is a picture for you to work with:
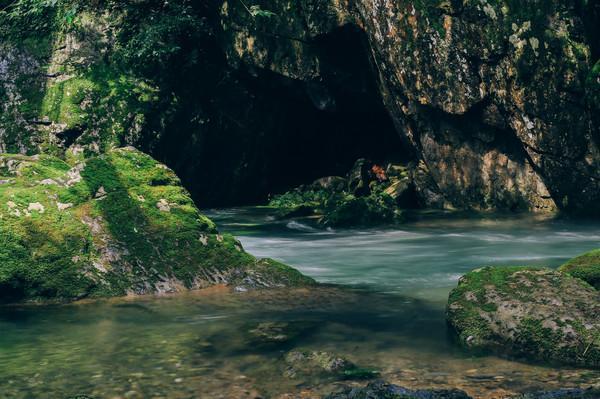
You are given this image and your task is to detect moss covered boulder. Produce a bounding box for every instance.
[447,267,600,368]
[0,147,314,303]
[559,249,600,289]
[269,159,414,227]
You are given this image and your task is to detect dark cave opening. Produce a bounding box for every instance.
[238,27,412,203]
[149,24,411,208]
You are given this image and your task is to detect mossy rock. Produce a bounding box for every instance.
[0,147,314,303]
[447,267,600,368]
[283,349,379,380]
[559,249,600,289]
[268,161,409,228]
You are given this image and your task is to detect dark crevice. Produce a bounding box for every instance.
[149,24,411,208]
[56,126,85,149]
[582,0,600,60]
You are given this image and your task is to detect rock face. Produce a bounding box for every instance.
[221,0,600,214]
[559,249,600,289]
[0,147,313,303]
[447,267,600,368]
[1,1,598,213]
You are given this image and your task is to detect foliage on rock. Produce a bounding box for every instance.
[269,159,416,227]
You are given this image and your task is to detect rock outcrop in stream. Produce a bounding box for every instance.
[0,147,313,303]
[447,266,600,368]
[269,159,415,227]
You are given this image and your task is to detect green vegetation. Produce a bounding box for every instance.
[0,147,313,303]
[559,249,600,289]
[0,0,217,155]
[269,161,412,227]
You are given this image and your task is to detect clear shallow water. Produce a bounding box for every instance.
[1,209,599,399]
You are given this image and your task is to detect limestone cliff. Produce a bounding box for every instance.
[221,0,600,214]
[0,0,598,214]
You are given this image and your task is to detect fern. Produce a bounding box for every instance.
[238,0,276,18]
[248,5,276,18]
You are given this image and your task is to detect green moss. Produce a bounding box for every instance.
[447,266,600,367]
[447,266,543,345]
[559,249,600,289]
[253,258,316,287]
[41,77,94,129]
[586,60,600,110]
[0,148,313,303]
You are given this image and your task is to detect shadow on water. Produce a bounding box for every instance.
[0,284,457,357]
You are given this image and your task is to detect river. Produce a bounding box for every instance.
[1,209,599,398]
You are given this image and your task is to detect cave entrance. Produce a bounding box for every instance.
[257,25,412,201]
[229,25,412,206]
[150,24,411,207]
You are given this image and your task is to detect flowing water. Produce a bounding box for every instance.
[1,209,599,399]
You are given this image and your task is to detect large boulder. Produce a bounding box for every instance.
[447,267,600,368]
[0,147,314,303]
[559,249,600,289]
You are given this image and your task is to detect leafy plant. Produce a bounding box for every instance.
[248,4,276,18]
[238,0,276,18]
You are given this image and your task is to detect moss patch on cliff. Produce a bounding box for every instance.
[559,249,600,289]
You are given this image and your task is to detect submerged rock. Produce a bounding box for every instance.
[247,321,316,347]
[559,249,600,289]
[284,350,379,380]
[324,380,472,399]
[0,147,314,303]
[447,267,600,368]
